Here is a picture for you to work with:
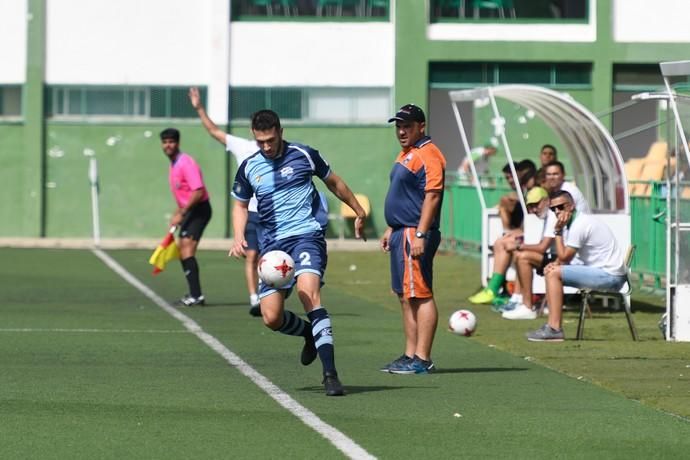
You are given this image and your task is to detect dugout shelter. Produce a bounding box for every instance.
[448,84,630,295]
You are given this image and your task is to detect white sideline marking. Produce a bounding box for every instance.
[91,248,376,460]
[0,328,185,334]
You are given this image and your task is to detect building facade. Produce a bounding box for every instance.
[1,0,688,238]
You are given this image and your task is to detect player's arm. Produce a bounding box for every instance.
[411,190,442,258]
[230,199,250,258]
[322,172,367,241]
[189,87,226,145]
[170,188,204,227]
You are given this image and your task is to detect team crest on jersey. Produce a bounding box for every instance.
[280,166,294,179]
[254,175,262,184]
[402,153,413,165]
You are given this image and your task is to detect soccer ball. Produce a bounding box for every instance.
[449,309,477,336]
[258,250,295,288]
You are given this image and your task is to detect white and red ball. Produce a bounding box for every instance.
[258,250,295,288]
[449,309,477,336]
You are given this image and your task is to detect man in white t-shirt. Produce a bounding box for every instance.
[189,87,263,316]
[526,190,627,341]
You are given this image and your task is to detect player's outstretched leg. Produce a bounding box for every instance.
[275,310,317,365]
[308,307,344,396]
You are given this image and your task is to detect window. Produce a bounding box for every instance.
[230,87,390,123]
[231,0,390,21]
[46,86,206,120]
[430,0,588,22]
[429,62,591,88]
[0,85,22,118]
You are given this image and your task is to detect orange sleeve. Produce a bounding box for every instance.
[421,145,446,192]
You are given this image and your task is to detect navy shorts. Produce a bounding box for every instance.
[389,227,440,299]
[258,232,327,298]
[179,200,212,241]
[245,211,261,252]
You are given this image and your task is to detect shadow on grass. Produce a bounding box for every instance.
[433,367,529,374]
[298,384,436,395]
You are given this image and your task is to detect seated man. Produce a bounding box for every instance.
[470,158,593,305]
[468,162,538,305]
[497,159,537,234]
[526,191,628,341]
[501,188,556,320]
[542,160,590,214]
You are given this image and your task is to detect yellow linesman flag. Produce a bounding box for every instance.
[149,230,180,275]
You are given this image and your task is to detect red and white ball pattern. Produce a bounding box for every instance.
[449,309,477,336]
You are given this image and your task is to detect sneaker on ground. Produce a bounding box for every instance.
[491,299,519,313]
[468,288,495,304]
[248,305,262,317]
[300,336,318,366]
[502,304,537,320]
[389,355,435,375]
[527,323,565,342]
[379,354,412,372]
[322,371,345,396]
[180,294,205,307]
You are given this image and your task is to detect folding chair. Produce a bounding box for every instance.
[337,193,371,240]
[576,245,639,341]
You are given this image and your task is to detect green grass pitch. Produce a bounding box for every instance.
[1,247,689,459]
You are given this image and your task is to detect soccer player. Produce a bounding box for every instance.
[160,128,212,306]
[188,87,263,316]
[380,104,446,374]
[229,109,367,396]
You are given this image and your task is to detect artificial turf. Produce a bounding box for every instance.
[1,247,689,459]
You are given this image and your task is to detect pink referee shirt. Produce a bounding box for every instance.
[168,153,209,208]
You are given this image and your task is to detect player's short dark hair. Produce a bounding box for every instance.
[502,162,513,174]
[160,128,180,142]
[251,110,281,131]
[541,144,558,156]
[544,160,565,175]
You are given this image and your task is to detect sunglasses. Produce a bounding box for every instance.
[549,203,567,213]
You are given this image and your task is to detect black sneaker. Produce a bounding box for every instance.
[300,336,317,366]
[180,294,205,307]
[249,305,262,317]
[322,371,345,396]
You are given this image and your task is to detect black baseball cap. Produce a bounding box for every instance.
[388,104,426,123]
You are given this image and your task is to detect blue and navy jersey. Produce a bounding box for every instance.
[232,141,330,245]
[384,136,446,229]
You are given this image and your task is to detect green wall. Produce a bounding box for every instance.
[36,123,395,239]
[0,125,33,237]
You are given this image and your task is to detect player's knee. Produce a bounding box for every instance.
[263,312,282,330]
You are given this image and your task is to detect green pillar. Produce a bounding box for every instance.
[592,0,613,131]
[394,0,430,111]
[24,0,46,236]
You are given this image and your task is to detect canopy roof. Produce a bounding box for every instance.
[449,84,628,213]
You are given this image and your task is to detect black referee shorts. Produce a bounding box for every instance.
[179,200,212,241]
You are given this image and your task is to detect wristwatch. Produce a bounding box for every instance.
[415,231,426,239]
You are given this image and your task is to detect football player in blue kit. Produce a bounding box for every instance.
[229,109,367,396]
